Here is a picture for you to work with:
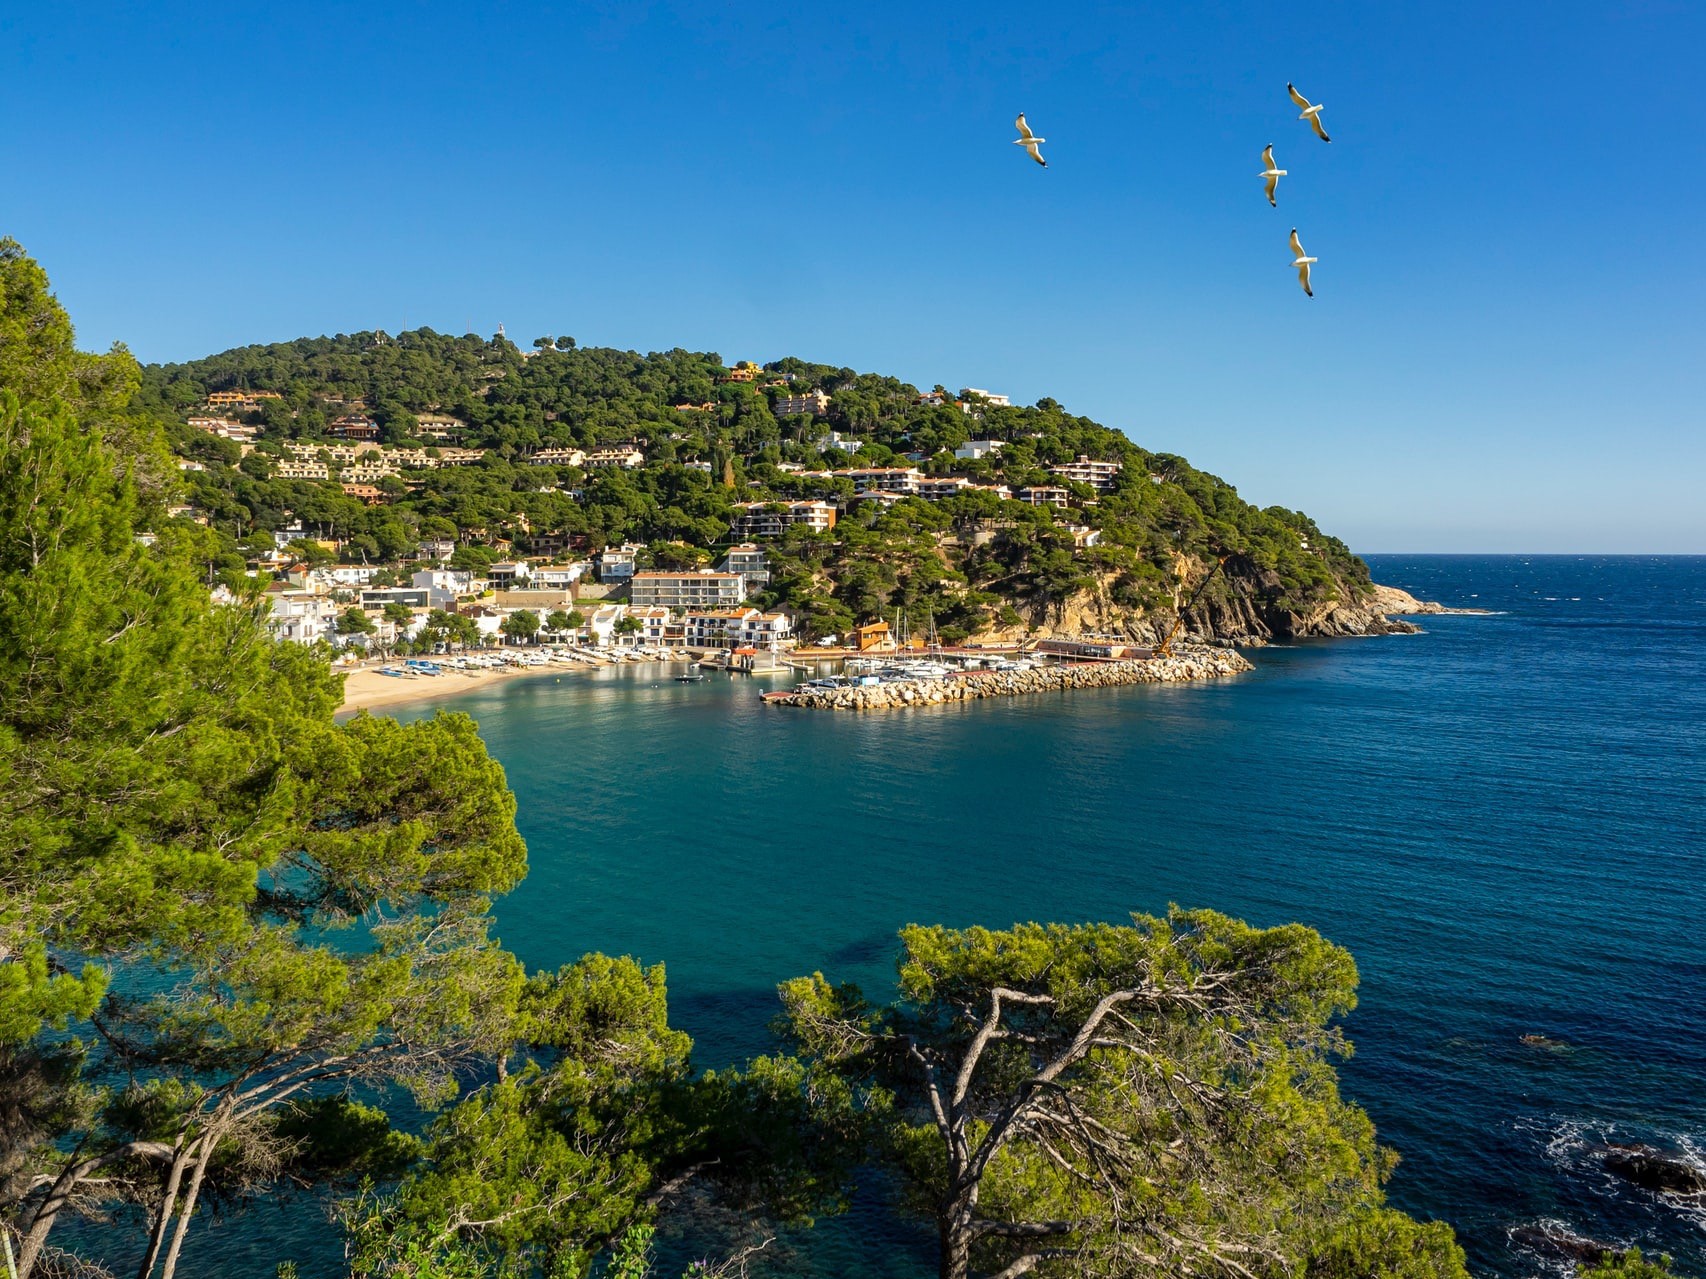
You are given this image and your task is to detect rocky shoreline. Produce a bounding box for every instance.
[765,649,1254,711]
[1368,584,1494,617]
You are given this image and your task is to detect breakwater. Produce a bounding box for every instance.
[766,649,1254,710]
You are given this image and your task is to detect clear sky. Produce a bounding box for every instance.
[6,1,1703,551]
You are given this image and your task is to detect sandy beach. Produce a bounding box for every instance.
[337,654,696,715]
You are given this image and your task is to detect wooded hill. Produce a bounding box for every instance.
[141,328,1394,644]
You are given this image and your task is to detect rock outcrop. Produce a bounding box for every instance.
[974,563,1434,650]
[1367,584,1492,617]
[1510,1223,1615,1266]
[768,650,1253,711]
[1601,1144,1706,1195]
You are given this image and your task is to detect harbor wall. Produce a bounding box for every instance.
[766,649,1253,710]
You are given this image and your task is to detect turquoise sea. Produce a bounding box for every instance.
[180,555,1706,1276]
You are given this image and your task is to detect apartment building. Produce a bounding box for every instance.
[629,571,745,610]
[729,500,838,538]
[1051,455,1122,491]
[773,388,831,417]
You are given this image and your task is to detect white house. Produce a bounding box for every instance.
[272,520,308,550]
[587,604,625,648]
[736,611,793,649]
[719,544,770,594]
[585,447,645,468]
[598,546,641,581]
[263,587,339,645]
[532,563,590,590]
[410,568,474,608]
[1050,456,1122,491]
[326,565,380,587]
[529,447,587,467]
[954,440,1004,461]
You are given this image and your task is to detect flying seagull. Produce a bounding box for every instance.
[1259,144,1287,207]
[1014,113,1047,167]
[1287,83,1331,142]
[1289,228,1317,297]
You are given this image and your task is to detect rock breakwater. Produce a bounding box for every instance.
[767,650,1253,711]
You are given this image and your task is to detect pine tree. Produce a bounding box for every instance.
[0,242,530,1279]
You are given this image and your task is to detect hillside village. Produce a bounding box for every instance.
[143,330,1378,656]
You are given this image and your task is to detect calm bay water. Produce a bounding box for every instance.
[181,555,1706,1277]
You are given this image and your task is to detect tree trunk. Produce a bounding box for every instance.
[18,1143,171,1279]
[135,1141,193,1279]
[16,1158,91,1279]
[938,1191,976,1279]
[155,1133,217,1279]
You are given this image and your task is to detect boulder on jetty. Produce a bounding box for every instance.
[1600,1144,1706,1195]
[767,649,1253,711]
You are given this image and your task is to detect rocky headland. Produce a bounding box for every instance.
[1368,583,1495,618]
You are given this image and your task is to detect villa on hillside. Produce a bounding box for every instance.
[327,415,380,442]
[1050,455,1122,491]
[414,414,465,440]
[729,500,837,538]
[773,389,831,417]
[1016,485,1070,508]
[187,416,258,441]
[530,447,587,467]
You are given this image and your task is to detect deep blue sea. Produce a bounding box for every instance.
[184,555,1706,1277]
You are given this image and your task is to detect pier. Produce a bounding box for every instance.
[762,649,1252,709]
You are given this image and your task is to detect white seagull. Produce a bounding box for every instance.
[1013,113,1047,167]
[1259,144,1286,207]
[1289,228,1317,297]
[1287,83,1331,142]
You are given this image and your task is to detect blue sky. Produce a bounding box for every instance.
[6,1,1703,551]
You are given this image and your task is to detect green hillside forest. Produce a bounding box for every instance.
[139,323,1405,645]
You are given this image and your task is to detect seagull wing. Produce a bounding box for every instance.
[1287,83,1312,111]
[1297,260,1314,297]
[1262,143,1275,169]
[1309,112,1331,142]
[1023,140,1048,167]
[1289,228,1306,259]
[1264,173,1279,207]
[1015,113,1035,141]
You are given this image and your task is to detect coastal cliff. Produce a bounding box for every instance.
[977,558,1429,649]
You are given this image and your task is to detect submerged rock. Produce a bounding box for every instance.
[1510,1222,1615,1265]
[1601,1143,1706,1195]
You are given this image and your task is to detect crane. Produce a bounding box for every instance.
[1155,555,1229,659]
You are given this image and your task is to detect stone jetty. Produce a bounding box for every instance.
[766,649,1253,711]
